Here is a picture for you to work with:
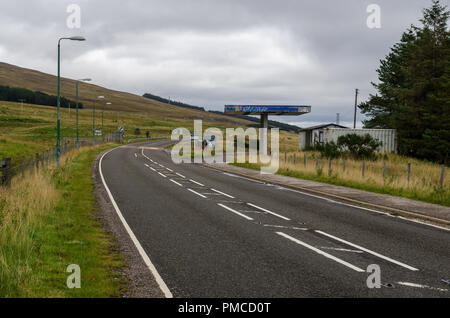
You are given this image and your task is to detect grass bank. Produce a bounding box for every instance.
[0,143,125,297]
[233,151,449,207]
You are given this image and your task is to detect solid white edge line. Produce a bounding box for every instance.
[189,179,205,186]
[176,173,186,178]
[211,188,235,198]
[315,230,419,271]
[247,203,291,221]
[170,179,183,187]
[276,232,365,272]
[99,148,173,298]
[187,188,207,198]
[158,172,167,178]
[217,203,254,221]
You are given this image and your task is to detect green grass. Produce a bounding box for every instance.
[233,162,450,207]
[0,144,126,297]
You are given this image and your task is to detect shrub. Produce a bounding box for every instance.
[337,133,381,160]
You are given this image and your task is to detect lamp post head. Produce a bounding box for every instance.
[69,36,86,41]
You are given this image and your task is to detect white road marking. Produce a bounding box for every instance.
[397,282,448,292]
[189,179,205,187]
[158,172,167,178]
[176,173,186,178]
[319,247,364,253]
[170,179,183,187]
[211,188,235,198]
[262,224,308,231]
[159,164,165,168]
[99,148,172,298]
[276,232,365,272]
[144,164,149,167]
[149,167,157,172]
[247,203,291,221]
[187,188,207,199]
[315,230,419,271]
[218,204,254,221]
[166,168,173,172]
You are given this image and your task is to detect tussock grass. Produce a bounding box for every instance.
[0,144,124,297]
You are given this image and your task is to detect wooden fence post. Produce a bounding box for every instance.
[362,160,365,177]
[293,153,296,164]
[21,156,25,178]
[29,155,34,175]
[304,154,306,166]
[1,158,12,187]
[35,153,39,173]
[407,163,411,185]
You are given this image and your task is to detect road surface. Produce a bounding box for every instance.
[99,140,450,297]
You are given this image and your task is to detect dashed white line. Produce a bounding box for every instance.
[166,168,173,172]
[397,282,448,292]
[276,232,365,272]
[315,230,419,271]
[149,167,157,172]
[158,172,167,178]
[176,173,186,178]
[247,203,291,221]
[218,203,254,221]
[211,188,235,198]
[187,188,207,199]
[189,179,205,187]
[170,179,183,187]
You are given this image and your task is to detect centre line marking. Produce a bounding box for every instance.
[315,230,419,271]
[217,204,254,221]
[166,168,173,172]
[170,179,183,187]
[149,167,157,172]
[276,232,365,272]
[176,173,186,178]
[247,203,290,221]
[158,172,167,178]
[187,188,207,198]
[189,179,204,186]
[211,188,235,198]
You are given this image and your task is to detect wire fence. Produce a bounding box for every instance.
[0,133,123,188]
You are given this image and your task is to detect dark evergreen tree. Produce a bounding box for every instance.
[359,0,449,163]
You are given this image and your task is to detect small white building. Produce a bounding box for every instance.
[299,124,397,153]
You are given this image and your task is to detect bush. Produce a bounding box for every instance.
[134,128,141,135]
[337,133,381,160]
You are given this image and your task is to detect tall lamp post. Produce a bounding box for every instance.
[103,102,111,142]
[75,78,91,148]
[57,36,86,163]
[93,95,104,145]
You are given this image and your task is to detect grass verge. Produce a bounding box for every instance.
[0,143,125,297]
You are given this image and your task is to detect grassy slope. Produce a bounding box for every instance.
[0,144,124,297]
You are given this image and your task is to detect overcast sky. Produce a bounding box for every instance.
[0,0,434,127]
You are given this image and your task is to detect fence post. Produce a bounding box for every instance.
[293,153,296,164]
[407,163,411,185]
[1,158,11,187]
[41,152,44,169]
[362,160,365,177]
[29,155,34,175]
[440,164,445,188]
[383,161,386,178]
[35,153,39,173]
[284,152,286,162]
[304,154,306,167]
[21,156,25,178]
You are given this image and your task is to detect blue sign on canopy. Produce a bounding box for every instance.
[224,105,311,115]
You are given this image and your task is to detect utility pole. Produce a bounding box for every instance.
[353,88,359,129]
[336,113,340,125]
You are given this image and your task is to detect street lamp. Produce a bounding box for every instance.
[93,95,104,145]
[75,78,91,148]
[103,102,111,142]
[57,36,86,162]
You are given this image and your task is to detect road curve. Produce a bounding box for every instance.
[99,140,450,297]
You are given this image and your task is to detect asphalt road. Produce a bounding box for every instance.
[99,140,450,297]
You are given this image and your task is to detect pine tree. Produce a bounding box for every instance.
[359,0,449,163]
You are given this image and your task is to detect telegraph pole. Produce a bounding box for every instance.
[353,88,359,129]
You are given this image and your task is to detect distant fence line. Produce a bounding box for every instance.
[0,133,123,188]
